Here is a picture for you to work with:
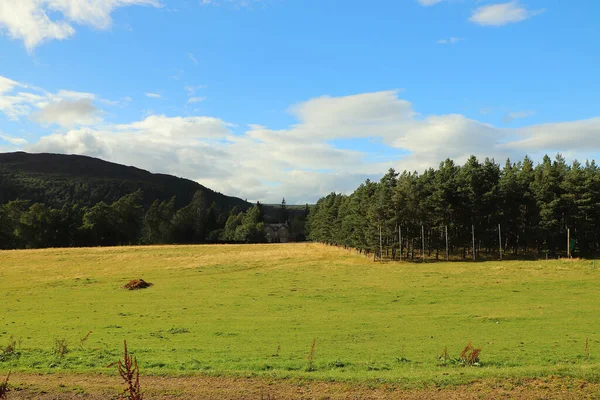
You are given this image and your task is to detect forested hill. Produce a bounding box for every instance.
[0,152,250,210]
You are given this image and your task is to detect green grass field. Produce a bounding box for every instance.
[1,243,600,387]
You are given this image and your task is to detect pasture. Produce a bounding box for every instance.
[1,243,600,396]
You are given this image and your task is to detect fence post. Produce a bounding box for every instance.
[379,224,383,262]
[445,225,449,261]
[498,224,502,260]
[567,228,571,259]
[421,224,425,263]
[472,224,476,261]
[399,225,402,262]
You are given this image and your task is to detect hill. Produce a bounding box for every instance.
[0,152,250,210]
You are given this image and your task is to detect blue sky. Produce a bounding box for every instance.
[1,0,599,203]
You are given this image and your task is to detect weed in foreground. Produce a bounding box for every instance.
[2,338,16,355]
[108,340,143,400]
[586,337,590,361]
[80,331,92,349]
[53,339,69,359]
[438,343,482,367]
[307,339,316,372]
[0,372,9,400]
[439,346,449,366]
[0,337,18,362]
[271,345,281,357]
[460,342,482,367]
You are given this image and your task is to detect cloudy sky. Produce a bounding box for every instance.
[1,0,599,204]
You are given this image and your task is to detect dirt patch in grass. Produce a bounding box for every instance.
[123,279,153,290]
[5,374,600,399]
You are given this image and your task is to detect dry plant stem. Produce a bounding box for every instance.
[586,337,590,360]
[2,337,16,355]
[308,339,316,371]
[460,342,482,366]
[0,372,10,400]
[53,339,68,359]
[115,340,143,400]
[80,331,92,349]
[440,346,449,366]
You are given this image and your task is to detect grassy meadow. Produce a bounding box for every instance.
[1,243,600,386]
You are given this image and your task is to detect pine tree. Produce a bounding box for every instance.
[279,198,289,223]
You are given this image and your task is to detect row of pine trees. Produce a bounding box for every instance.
[307,154,600,259]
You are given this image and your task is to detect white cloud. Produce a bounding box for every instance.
[54,90,95,100]
[0,0,160,51]
[503,110,535,123]
[31,127,109,158]
[506,118,600,152]
[32,98,101,127]
[188,97,206,104]
[0,75,104,126]
[0,76,22,94]
[417,0,444,6]
[0,134,28,145]
[145,93,161,99]
[437,37,463,44]
[285,90,414,140]
[0,87,45,120]
[470,1,545,26]
[114,115,230,140]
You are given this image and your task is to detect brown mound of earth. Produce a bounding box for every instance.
[123,279,153,290]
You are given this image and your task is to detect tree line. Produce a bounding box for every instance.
[307,154,600,259]
[0,191,308,249]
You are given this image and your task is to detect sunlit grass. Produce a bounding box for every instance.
[1,243,600,385]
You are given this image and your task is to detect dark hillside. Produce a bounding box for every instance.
[0,152,250,210]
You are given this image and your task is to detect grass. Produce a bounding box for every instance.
[1,243,600,387]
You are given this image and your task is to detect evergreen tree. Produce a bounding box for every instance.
[81,201,116,246]
[111,190,144,245]
[171,191,208,243]
[279,198,289,223]
[221,207,244,242]
[142,197,175,244]
[234,204,266,243]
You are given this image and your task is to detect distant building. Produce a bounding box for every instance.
[265,222,289,243]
